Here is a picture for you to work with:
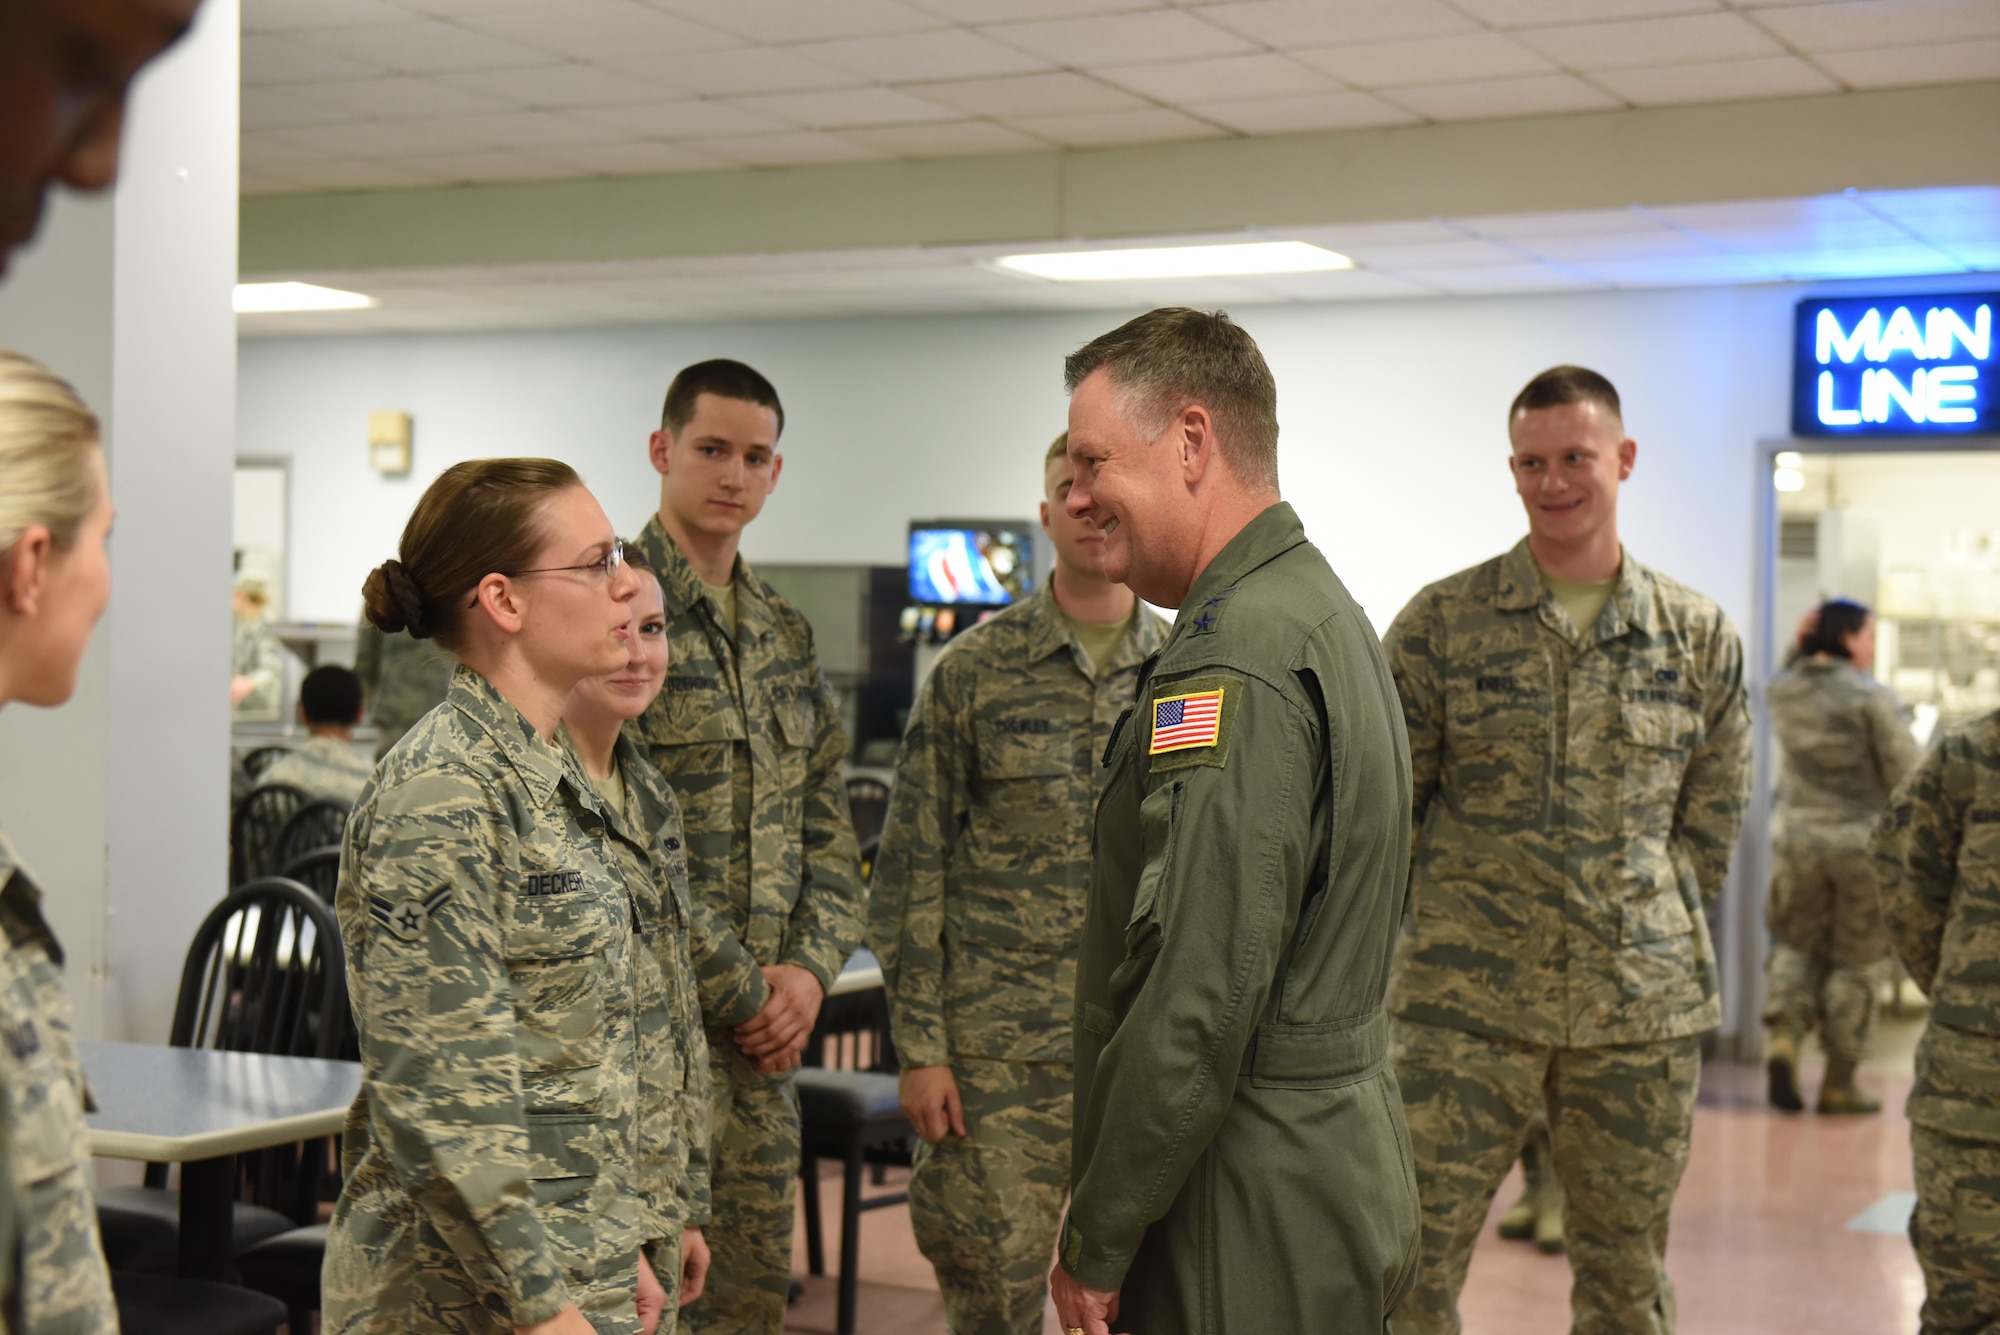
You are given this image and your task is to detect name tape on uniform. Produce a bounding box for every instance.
[1151,688,1224,754]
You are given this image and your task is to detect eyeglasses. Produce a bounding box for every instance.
[467,540,626,608]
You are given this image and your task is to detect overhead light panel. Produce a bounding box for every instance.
[992,241,1353,283]
[233,282,378,313]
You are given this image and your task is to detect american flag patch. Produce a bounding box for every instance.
[1150,688,1224,753]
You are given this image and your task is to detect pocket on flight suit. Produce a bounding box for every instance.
[1126,782,1182,957]
[507,888,617,1115]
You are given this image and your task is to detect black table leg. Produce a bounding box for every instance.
[177,1154,237,1281]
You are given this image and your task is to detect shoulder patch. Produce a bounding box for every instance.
[368,886,453,942]
[1146,673,1244,773]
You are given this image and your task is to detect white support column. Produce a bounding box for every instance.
[0,0,238,1042]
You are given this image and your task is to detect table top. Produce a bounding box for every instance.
[81,1041,361,1163]
[828,947,882,997]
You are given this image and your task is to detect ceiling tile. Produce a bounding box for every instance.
[240,166,318,195]
[1650,195,1877,229]
[981,10,1258,66]
[1861,185,2000,221]
[241,86,362,129]
[1398,262,1603,292]
[843,120,1056,156]
[909,71,1149,116]
[1191,1,1478,47]
[1589,55,1841,104]
[728,87,964,128]
[790,29,1053,80]
[441,64,676,109]
[1003,106,1233,146]
[906,0,1159,19]
[533,141,730,175]
[602,47,867,95]
[294,73,517,118]
[1095,53,1341,102]
[388,149,598,184]
[648,0,943,43]
[1447,0,1720,26]
[1576,254,1784,286]
[1382,72,1624,119]
[1514,13,1785,69]
[1462,207,1660,237]
[239,130,329,169]
[279,118,491,157]
[451,2,743,62]
[1762,243,1966,280]
[1235,268,1432,299]
[1512,232,1721,266]
[269,157,455,191]
[1907,232,2000,267]
[565,99,800,137]
[302,20,553,74]
[419,110,615,148]
[1334,238,1533,267]
[1692,217,1931,252]
[686,131,891,166]
[241,34,385,84]
[1813,37,2000,86]
[242,0,410,33]
[1190,90,1419,132]
[1749,0,2000,53]
[1282,219,1477,246]
[1298,32,1554,87]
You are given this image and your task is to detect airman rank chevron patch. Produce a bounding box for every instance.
[1151,688,1224,753]
[369,885,453,942]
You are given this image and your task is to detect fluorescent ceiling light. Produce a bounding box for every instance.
[1775,451,1804,468]
[993,241,1353,283]
[1774,467,1806,493]
[233,281,378,313]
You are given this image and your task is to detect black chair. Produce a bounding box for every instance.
[97,879,351,1278]
[796,982,913,1335]
[278,845,341,905]
[234,1223,326,1335]
[229,785,306,887]
[238,746,290,780]
[843,776,891,848]
[111,1270,287,1335]
[270,800,350,880]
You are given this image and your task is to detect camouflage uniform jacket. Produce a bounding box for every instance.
[1385,539,1751,1047]
[329,667,677,1329]
[631,519,865,1025]
[232,615,283,714]
[0,833,112,1333]
[869,583,1169,1066]
[1770,658,1917,855]
[256,735,375,808]
[355,623,456,760]
[587,732,715,1230]
[1062,503,1417,1307]
[1873,711,2000,1143]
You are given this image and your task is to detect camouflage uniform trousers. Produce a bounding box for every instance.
[1390,1019,1701,1335]
[680,1037,799,1335]
[1911,1125,2000,1335]
[907,1060,1071,1335]
[1763,850,1893,1061]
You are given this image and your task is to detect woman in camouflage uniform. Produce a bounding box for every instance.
[324,459,676,1335]
[1763,598,1918,1113]
[560,564,713,1327]
[0,352,119,1331]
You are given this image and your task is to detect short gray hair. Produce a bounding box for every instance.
[1063,308,1279,492]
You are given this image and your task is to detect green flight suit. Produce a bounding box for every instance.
[1872,711,2000,1334]
[1061,502,1420,1333]
[324,668,680,1334]
[631,519,865,1335]
[870,584,1167,1334]
[1385,540,1752,1335]
[0,832,112,1333]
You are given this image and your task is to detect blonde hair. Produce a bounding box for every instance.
[1044,432,1068,468]
[0,352,101,552]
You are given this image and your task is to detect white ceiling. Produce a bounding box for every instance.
[241,0,2000,195]
[237,184,2000,335]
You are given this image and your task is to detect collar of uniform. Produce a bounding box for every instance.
[1023,583,1078,665]
[445,665,568,809]
[1174,500,1307,628]
[0,833,61,967]
[635,514,775,643]
[1496,536,1662,636]
[615,731,681,846]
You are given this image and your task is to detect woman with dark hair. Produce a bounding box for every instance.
[323,459,676,1335]
[1764,597,1919,1114]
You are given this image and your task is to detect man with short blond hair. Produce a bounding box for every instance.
[1051,308,1418,1335]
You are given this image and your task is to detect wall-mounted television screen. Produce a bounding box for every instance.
[908,522,1035,606]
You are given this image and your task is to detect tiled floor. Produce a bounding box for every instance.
[785,1015,1928,1335]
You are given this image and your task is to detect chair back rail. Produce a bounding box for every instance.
[277,846,341,905]
[229,786,308,888]
[268,800,350,882]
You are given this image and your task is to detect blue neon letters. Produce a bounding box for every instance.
[1795,293,1998,435]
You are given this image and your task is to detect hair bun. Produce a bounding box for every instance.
[362,559,432,637]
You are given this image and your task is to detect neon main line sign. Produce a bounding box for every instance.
[1793,293,1997,436]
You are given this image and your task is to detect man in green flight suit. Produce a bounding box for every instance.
[631,359,865,1334]
[871,433,1167,1335]
[1385,366,1752,1334]
[1050,308,1419,1335]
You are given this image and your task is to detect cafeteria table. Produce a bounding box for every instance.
[82,1040,361,1282]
